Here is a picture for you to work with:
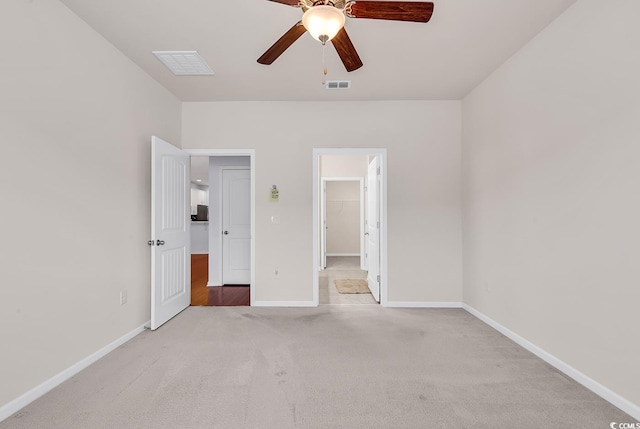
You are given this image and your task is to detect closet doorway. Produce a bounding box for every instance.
[320,177,371,304]
[313,149,388,306]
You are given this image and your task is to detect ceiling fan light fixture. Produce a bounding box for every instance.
[302,5,346,44]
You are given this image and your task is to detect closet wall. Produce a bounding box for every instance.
[326,181,360,255]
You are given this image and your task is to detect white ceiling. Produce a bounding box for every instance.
[59,0,576,102]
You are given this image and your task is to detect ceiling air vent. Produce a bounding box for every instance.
[325,80,351,90]
[152,51,214,75]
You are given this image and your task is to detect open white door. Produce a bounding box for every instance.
[359,179,366,271]
[320,180,327,270]
[222,168,251,284]
[150,136,191,330]
[366,157,380,302]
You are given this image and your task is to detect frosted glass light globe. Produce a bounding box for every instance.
[302,5,346,43]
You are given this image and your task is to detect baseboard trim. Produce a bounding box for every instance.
[384,301,463,308]
[206,282,222,287]
[0,321,149,423]
[252,300,316,307]
[462,304,640,421]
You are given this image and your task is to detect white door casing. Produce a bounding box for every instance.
[150,136,191,330]
[366,157,380,302]
[222,168,251,284]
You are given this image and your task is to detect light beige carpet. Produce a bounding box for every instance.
[334,279,370,294]
[0,307,634,429]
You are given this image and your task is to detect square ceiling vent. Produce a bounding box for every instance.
[152,51,214,75]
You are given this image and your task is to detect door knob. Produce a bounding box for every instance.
[223,231,229,235]
[156,240,165,246]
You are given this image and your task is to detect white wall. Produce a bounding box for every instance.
[462,0,640,412]
[0,0,181,411]
[326,181,360,255]
[183,101,462,303]
[190,223,209,254]
[320,155,368,177]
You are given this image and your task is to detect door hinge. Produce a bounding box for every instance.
[376,166,380,175]
[377,275,380,283]
[377,221,380,228]
[147,240,155,246]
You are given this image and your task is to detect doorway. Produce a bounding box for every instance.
[312,148,388,307]
[188,154,252,306]
[319,177,372,304]
[320,178,365,270]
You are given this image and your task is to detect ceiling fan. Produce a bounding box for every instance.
[257,0,435,72]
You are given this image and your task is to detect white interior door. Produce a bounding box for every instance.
[150,136,191,330]
[366,158,380,302]
[359,179,366,271]
[320,180,327,270]
[222,168,251,284]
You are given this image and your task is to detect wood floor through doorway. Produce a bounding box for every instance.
[190,254,250,306]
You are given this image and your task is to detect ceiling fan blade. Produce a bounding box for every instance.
[267,0,301,6]
[257,21,307,65]
[331,28,363,72]
[349,1,434,23]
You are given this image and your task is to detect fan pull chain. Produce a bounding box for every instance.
[322,42,328,85]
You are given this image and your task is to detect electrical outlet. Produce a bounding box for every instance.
[120,290,128,305]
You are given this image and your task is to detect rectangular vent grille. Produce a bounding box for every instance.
[152,51,214,76]
[325,80,351,90]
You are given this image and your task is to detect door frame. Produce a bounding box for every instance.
[185,149,255,306]
[312,148,388,306]
[320,177,365,270]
